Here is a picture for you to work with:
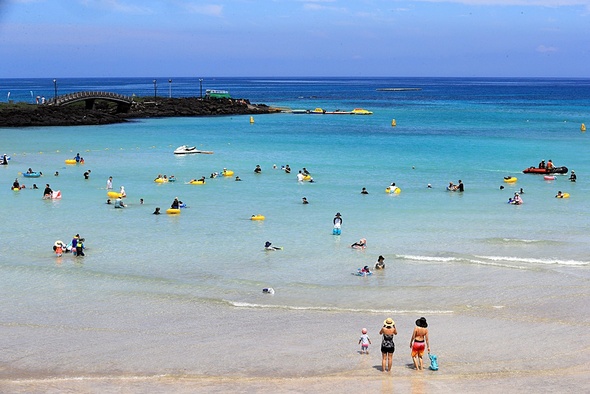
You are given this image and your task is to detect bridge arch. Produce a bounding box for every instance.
[48,91,134,113]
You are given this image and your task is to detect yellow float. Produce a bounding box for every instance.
[558,193,570,199]
[166,208,181,214]
[65,159,77,164]
[107,191,122,198]
[223,170,234,177]
[503,177,518,183]
[189,180,205,185]
[250,215,265,221]
[13,187,19,191]
[154,178,168,183]
[303,175,311,181]
[385,187,401,194]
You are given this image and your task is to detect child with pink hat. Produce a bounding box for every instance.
[358,328,372,354]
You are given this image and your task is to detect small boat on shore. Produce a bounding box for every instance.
[174,145,213,155]
[522,166,568,174]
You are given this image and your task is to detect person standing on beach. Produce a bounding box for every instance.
[358,328,371,355]
[379,318,397,372]
[410,317,430,371]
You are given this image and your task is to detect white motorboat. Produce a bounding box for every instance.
[173,145,213,155]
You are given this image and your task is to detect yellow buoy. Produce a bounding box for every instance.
[250,116,255,124]
[391,119,396,127]
[582,123,586,132]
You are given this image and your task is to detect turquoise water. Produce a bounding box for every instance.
[1,78,589,383]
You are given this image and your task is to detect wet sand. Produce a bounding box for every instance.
[1,306,588,393]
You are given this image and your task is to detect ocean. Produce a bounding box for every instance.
[0,77,589,392]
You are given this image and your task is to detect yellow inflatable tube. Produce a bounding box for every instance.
[557,193,570,199]
[154,178,168,183]
[223,170,234,177]
[503,177,517,183]
[251,215,265,221]
[65,159,77,164]
[107,191,122,198]
[189,180,205,185]
[166,208,181,215]
[303,175,311,181]
[385,187,401,194]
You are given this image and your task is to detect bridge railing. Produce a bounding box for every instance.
[47,91,133,106]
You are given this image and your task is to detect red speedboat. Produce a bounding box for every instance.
[522,166,568,174]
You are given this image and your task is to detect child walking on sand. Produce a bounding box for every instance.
[359,328,372,354]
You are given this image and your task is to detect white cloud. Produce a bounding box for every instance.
[183,3,223,16]
[408,0,590,6]
[79,0,153,14]
[536,45,558,52]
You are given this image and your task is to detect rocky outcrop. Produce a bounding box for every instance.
[0,97,275,127]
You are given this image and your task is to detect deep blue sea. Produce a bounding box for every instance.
[0,77,589,388]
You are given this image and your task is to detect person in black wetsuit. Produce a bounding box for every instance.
[457,180,464,192]
[171,197,180,209]
[43,184,53,198]
[569,170,577,182]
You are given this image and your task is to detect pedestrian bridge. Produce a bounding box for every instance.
[48,91,133,112]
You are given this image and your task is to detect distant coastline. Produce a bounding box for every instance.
[376,88,422,91]
[0,97,276,127]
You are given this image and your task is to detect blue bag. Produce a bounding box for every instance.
[429,353,438,371]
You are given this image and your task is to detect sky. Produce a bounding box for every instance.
[0,0,589,78]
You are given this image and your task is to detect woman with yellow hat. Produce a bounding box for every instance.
[379,317,397,372]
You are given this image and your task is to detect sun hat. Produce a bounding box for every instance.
[383,318,395,328]
[416,317,428,328]
[362,328,367,334]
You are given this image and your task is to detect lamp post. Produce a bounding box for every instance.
[168,79,172,98]
[153,79,157,99]
[199,78,203,98]
[53,79,57,102]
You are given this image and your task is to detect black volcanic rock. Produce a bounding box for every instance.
[0,97,275,127]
